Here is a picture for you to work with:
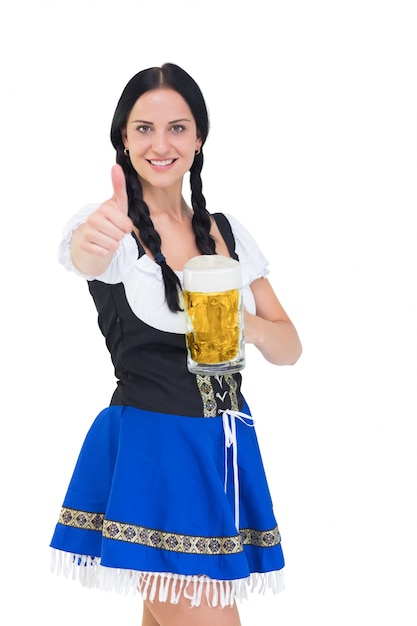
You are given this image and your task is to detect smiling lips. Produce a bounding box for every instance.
[149,159,176,167]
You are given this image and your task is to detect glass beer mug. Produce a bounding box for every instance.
[183,255,245,375]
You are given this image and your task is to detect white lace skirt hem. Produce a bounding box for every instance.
[50,549,285,607]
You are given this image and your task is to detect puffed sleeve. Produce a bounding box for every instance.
[57,203,138,284]
[223,212,270,284]
[220,213,270,315]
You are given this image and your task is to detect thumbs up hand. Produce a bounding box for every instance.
[70,165,134,275]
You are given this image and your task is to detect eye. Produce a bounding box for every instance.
[136,125,152,133]
[171,124,186,133]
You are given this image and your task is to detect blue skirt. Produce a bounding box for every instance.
[50,403,285,606]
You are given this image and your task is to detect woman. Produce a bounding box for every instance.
[50,63,302,626]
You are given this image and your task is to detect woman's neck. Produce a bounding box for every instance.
[142,182,190,220]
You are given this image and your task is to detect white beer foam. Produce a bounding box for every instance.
[183,255,242,293]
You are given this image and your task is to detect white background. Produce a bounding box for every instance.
[1,1,416,624]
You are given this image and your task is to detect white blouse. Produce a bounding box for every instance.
[58,204,269,334]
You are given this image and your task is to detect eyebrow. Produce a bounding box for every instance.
[130,118,192,125]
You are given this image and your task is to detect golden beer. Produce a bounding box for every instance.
[184,288,240,364]
[183,255,245,375]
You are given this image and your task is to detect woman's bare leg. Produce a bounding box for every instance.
[144,596,242,626]
[141,601,160,626]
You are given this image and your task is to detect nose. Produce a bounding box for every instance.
[152,130,170,155]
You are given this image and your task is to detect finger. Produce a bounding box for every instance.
[111,163,129,213]
[82,228,123,254]
[88,204,132,240]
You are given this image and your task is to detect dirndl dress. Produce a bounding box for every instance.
[50,212,286,607]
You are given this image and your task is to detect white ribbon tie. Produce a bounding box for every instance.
[220,410,255,531]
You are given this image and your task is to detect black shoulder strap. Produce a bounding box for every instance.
[213,213,239,260]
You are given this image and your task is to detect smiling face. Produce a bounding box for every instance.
[122,88,202,193]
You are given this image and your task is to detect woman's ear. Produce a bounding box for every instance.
[121,127,128,149]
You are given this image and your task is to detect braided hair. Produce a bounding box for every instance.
[110,63,213,312]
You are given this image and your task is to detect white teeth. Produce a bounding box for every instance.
[150,159,174,166]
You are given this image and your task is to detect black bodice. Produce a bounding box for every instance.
[87,214,244,417]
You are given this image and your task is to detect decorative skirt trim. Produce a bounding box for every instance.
[50,549,285,608]
[57,506,281,555]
